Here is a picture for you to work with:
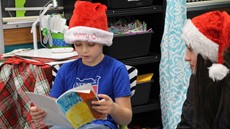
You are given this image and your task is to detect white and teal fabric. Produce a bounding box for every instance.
[159,0,191,129]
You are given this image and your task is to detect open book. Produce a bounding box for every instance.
[26,83,106,128]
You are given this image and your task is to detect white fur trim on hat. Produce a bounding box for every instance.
[182,20,219,62]
[64,26,114,46]
[209,64,229,81]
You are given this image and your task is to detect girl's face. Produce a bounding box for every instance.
[74,41,104,66]
[184,45,198,74]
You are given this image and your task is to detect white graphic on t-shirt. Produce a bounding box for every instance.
[73,76,101,93]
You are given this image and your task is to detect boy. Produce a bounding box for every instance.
[30,1,132,129]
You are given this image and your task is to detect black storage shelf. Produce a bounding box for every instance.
[187,0,230,11]
[107,5,163,17]
[120,53,161,66]
[103,1,164,127]
[132,99,160,114]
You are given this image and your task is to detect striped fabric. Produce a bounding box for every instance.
[52,64,62,86]
[125,65,138,96]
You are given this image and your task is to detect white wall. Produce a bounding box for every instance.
[0,1,5,54]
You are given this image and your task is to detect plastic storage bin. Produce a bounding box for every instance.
[131,81,152,106]
[104,32,152,59]
[101,0,153,9]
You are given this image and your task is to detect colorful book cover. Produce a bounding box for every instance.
[26,83,106,128]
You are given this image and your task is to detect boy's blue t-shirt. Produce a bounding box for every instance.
[50,55,131,129]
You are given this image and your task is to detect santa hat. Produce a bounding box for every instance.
[182,11,230,81]
[64,1,113,46]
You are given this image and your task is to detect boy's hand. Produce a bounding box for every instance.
[30,106,46,123]
[92,94,116,115]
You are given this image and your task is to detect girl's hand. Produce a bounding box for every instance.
[92,94,116,115]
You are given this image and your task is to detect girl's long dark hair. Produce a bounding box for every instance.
[215,47,230,128]
[192,47,230,129]
[192,55,223,129]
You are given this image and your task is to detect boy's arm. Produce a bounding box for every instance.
[111,96,132,125]
[92,94,132,125]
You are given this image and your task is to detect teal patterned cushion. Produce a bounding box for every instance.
[159,0,191,128]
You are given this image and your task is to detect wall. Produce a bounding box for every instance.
[1,0,65,53]
[1,0,63,17]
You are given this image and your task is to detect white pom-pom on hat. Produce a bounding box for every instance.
[209,64,229,81]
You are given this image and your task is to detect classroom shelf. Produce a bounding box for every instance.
[107,5,163,17]
[120,53,161,66]
[187,0,230,11]
[132,99,160,114]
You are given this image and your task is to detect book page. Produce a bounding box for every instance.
[57,83,98,100]
[26,92,73,128]
[56,83,106,129]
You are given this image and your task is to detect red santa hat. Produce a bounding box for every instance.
[64,1,113,46]
[182,11,230,81]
